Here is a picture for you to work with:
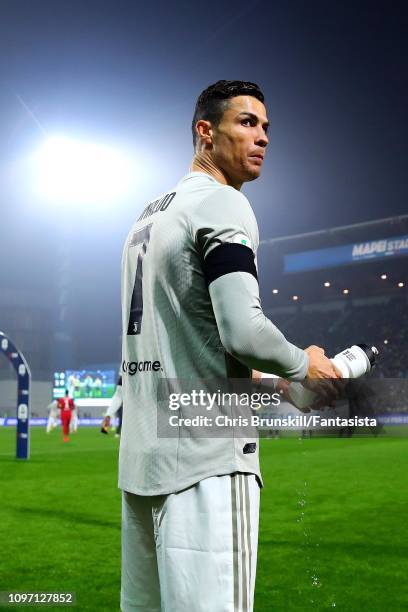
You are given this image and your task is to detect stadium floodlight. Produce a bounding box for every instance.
[324,281,331,287]
[272,288,279,294]
[33,136,135,205]
[380,274,387,280]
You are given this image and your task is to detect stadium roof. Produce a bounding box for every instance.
[260,214,408,249]
[258,215,408,308]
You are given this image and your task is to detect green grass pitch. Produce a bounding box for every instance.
[1,428,407,611]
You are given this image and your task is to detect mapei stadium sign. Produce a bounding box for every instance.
[352,236,408,258]
[284,234,408,273]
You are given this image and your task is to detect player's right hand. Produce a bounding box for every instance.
[304,345,342,379]
[303,345,343,407]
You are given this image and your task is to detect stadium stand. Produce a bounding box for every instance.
[258,215,407,379]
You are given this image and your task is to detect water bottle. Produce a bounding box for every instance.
[287,344,379,410]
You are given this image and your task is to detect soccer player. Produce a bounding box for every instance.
[120,80,341,611]
[57,389,75,443]
[45,399,59,433]
[69,404,79,434]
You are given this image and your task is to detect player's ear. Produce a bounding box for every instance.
[195,120,213,149]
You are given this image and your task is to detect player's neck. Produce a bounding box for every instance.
[190,155,242,191]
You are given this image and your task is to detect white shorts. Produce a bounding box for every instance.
[121,473,260,612]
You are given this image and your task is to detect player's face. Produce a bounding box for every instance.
[212,96,269,186]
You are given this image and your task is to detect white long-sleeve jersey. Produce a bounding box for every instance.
[120,172,308,495]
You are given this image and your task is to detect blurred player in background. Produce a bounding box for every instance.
[69,404,79,434]
[57,390,75,443]
[101,375,123,437]
[46,399,59,433]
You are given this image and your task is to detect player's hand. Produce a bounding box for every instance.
[303,345,343,408]
[275,377,291,400]
[304,345,342,379]
[251,369,263,384]
[101,416,111,434]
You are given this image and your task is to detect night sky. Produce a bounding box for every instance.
[0,0,406,366]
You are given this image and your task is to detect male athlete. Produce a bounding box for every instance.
[46,399,59,433]
[119,80,341,611]
[57,389,75,443]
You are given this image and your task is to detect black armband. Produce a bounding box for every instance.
[203,243,258,287]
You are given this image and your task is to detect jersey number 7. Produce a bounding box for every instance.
[127,224,152,335]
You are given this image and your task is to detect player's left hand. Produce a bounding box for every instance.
[101,416,111,434]
[309,377,347,409]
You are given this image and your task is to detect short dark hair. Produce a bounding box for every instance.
[192,80,265,147]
